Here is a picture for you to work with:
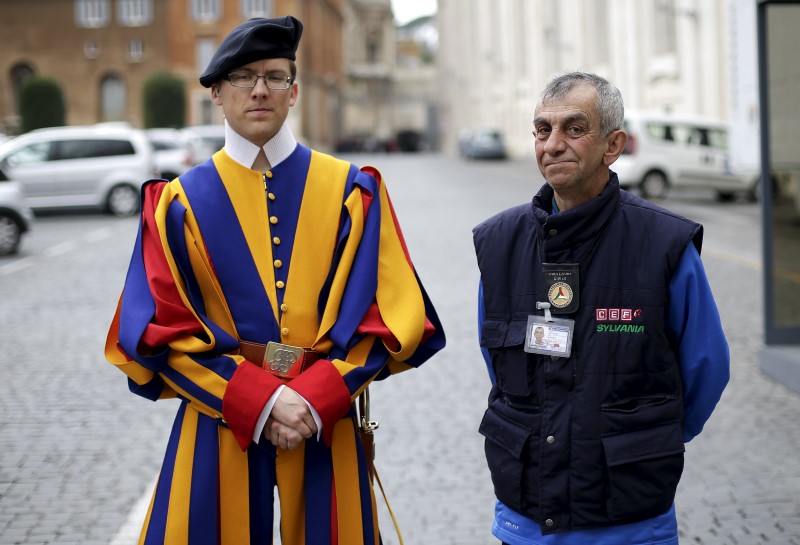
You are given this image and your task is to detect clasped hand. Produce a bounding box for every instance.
[264,387,318,450]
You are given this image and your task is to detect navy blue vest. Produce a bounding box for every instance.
[473,175,702,534]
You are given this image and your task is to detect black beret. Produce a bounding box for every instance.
[199,15,303,88]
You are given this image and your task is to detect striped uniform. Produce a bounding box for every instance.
[105,145,445,545]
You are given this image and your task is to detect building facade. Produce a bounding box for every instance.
[341,0,438,151]
[437,0,732,157]
[0,0,346,149]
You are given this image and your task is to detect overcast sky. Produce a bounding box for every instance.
[391,0,436,25]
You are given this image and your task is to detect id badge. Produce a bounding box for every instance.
[542,263,579,314]
[524,314,574,358]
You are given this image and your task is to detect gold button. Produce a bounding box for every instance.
[274,259,283,268]
[265,171,273,179]
[281,327,289,336]
[268,192,276,201]
[269,216,278,224]
[273,236,281,245]
[276,280,285,289]
[280,303,288,312]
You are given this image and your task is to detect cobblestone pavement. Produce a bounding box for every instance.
[0,153,798,545]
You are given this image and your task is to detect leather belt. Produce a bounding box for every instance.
[239,340,323,379]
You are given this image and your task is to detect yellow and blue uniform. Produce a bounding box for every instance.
[105,142,444,545]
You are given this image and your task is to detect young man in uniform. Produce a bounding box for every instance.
[106,15,444,545]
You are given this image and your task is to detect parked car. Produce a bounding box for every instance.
[459,129,507,160]
[0,168,33,255]
[613,110,760,201]
[145,128,198,180]
[185,124,225,163]
[0,124,157,217]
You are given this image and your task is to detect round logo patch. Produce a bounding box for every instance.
[548,282,573,309]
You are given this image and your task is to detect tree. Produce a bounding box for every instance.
[19,77,66,133]
[142,72,186,129]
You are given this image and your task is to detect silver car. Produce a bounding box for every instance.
[0,124,158,217]
[459,129,508,160]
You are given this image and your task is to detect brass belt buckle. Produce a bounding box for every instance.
[264,342,304,375]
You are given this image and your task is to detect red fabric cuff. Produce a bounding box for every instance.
[289,360,351,446]
[223,362,283,450]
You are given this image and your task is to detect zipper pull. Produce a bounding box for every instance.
[263,172,268,192]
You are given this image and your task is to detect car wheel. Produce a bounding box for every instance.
[716,191,736,202]
[106,184,140,217]
[0,214,22,256]
[640,170,669,200]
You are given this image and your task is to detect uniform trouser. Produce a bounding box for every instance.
[137,401,380,545]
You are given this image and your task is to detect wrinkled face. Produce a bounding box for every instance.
[532,84,619,201]
[212,58,298,147]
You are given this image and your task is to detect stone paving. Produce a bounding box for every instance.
[0,153,798,545]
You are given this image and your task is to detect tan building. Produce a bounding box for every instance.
[0,0,345,149]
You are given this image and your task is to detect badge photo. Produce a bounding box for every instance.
[524,314,574,358]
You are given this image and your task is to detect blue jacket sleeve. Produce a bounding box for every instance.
[667,243,730,442]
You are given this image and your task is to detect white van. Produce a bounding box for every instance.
[613,110,760,201]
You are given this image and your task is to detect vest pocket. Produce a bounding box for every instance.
[601,421,685,521]
[479,403,534,512]
[481,320,533,397]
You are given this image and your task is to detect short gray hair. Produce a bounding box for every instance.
[539,72,624,137]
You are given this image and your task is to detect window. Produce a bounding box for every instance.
[56,139,135,160]
[200,97,215,125]
[84,41,101,59]
[100,75,126,121]
[191,0,221,22]
[707,128,729,150]
[654,0,678,56]
[4,143,52,167]
[241,0,271,18]
[197,39,216,75]
[75,0,110,28]
[10,64,34,115]
[117,0,152,26]
[366,30,382,63]
[589,0,610,66]
[128,39,144,62]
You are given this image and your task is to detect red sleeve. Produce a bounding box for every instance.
[288,361,352,446]
[223,362,284,450]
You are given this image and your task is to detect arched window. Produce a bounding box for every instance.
[100,74,126,121]
[10,63,35,115]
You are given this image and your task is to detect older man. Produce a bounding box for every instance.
[106,15,444,545]
[474,72,729,545]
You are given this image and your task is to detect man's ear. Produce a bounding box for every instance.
[288,80,299,107]
[211,84,222,106]
[604,130,628,166]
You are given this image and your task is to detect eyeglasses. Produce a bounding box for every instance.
[225,72,294,90]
